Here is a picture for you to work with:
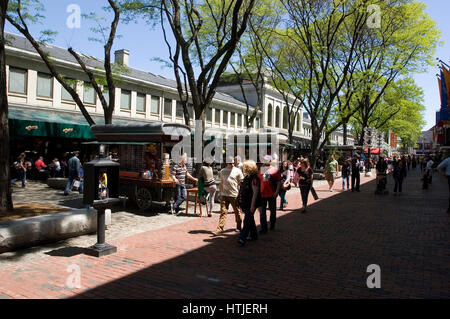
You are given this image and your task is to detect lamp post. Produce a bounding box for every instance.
[83,144,120,257]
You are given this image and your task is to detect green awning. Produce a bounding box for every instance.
[9,107,96,139]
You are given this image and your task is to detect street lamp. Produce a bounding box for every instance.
[83,144,120,257]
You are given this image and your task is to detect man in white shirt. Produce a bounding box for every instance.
[213,157,244,235]
[423,156,434,190]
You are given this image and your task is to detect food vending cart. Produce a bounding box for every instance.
[89,122,191,212]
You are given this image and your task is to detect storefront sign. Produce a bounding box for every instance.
[63,128,74,134]
[25,125,38,131]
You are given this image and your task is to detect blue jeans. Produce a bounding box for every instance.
[342,175,350,189]
[11,170,26,188]
[174,184,187,210]
[259,197,277,231]
[64,173,83,195]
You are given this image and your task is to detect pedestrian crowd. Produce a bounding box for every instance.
[170,153,316,247]
[10,150,85,195]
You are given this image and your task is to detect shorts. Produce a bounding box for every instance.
[325,173,335,182]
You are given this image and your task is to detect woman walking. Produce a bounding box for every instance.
[237,160,261,246]
[393,158,407,195]
[279,161,291,210]
[292,158,301,187]
[198,159,216,216]
[298,158,313,213]
[342,159,351,191]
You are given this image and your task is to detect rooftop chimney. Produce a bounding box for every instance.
[114,49,129,67]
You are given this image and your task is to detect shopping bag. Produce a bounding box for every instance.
[73,180,81,190]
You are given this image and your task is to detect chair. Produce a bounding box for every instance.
[186,187,209,217]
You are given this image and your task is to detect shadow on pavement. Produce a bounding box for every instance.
[45,247,85,257]
[47,170,450,298]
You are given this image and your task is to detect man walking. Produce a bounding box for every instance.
[324,155,338,192]
[351,154,361,192]
[437,155,450,214]
[213,156,244,235]
[171,153,197,215]
[258,155,281,233]
[64,151,82,195]
[423,155,434,190]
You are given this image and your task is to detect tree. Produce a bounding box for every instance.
[351,78,426,149]
[264,0,371,168]
[6,0,122,125]
[0,0,13,212]
[347,0,440,146]
[121,0,256,138]
[225,0,283,130]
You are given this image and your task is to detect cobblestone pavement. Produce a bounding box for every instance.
[0,169,449,298]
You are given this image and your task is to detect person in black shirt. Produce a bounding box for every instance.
[351,154,361,192]
[298,158,313,213]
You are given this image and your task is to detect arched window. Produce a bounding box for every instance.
[283,108,288,129]
[275,106,280,128]
[267,103,273,127]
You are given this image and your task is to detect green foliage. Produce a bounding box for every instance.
[8,0,57,43]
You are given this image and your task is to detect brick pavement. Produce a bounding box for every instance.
[0,168,449,298]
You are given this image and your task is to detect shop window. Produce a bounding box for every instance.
[37,72,53,98]
[83,82,96,105]
[151,96,160,114]
[61,78,76,101]
[214,109,220,125]
[223,110,228,125]
[8,67,27,94]
[120,89,131,110]
[136,93,146,112]
[206,107,212,122]
[164,98,172,116]
[176,101,184,118]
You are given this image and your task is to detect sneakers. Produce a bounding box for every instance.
[212,230,222,236]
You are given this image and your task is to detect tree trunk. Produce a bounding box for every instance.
[343,122,348,146]
[0,0,13,212]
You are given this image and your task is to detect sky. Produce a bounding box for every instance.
[4,0,450,131]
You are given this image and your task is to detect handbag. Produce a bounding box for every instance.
[282,180,291,191]
[73,180,81,189]
[310,187,319,200]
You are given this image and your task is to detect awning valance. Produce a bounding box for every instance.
[9,107,96,139]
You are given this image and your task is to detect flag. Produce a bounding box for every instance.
[440,70,450,121]
[442,64,450,110]
[440,70,449,108]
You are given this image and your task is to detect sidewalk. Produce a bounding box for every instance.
[0,169,449,298]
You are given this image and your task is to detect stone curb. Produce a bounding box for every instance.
[0,207,111,254]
